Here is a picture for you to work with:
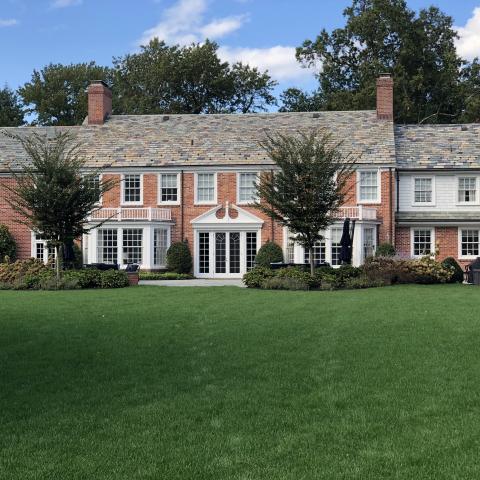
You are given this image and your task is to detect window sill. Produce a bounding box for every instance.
[411,203,436,207]
[158,202,181,207]
[121,202,144,207]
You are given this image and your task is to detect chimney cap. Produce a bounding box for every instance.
[89,80,110,88]
[378,73,393,79]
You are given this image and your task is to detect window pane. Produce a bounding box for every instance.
[359,171,378,201]
[199,233,210,274]
[285,231,295,264]
[122,228,143,264]
[462,229,479,257]
[459,178,476,203]
[97,229,118,264]
[154,229,168,266]
[160,174,178,203]
[413,229,432,256]
[364,228,375,259]
[215,232,226,273]
[36,242,45,262]
[197,173,215,202]
[246,232,257,271]
[123,174,141,203]
[331,228,342,266]
[414,178,432,203]
[229,232,241,274]
[239,173,257,203]
[304,240,326,265]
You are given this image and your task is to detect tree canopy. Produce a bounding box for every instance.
[281,0,480,124]
[112,39,277,115]
[255,130,356,274]
[0,86,24,127]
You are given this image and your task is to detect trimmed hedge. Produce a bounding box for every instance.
[139,272,194,281]
[254,241,283,268]
[166,242,193,274]
[375,243,396,257]
[441,257,464,283]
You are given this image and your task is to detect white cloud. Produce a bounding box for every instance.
[456,7,480,60]
[51,0,82,8]
[140,0,245,45]
[219,46,314,82]
[140,0,314,84]
[0,18,18,27]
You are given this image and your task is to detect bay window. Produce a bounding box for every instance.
[304,240,326,265]
[153,228,168,267]
[97,229,118,264]
[122,228,143,264]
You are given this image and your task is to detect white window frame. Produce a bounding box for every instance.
[153,227,170,267]
[456,176,479,206]
[194,172,217,205]
[458,227,480,260]
[410,227,435,258]
[121,173,143,206]
[158,172,181,206]
[412,176,435,207]
[236,172,259,205]
[357,169,381,204]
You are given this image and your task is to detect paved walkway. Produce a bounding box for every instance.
[140,279,245,287]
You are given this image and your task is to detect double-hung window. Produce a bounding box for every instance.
[153,228,169,266]
[238,172,258,204]
[460,229,479,257]
[358,170,379,203]
[413,177,434,205]
[97,229,118,264]
[330,228,342,266]
[304,240,326,265]
[159,173,180,204]
[195,173,216,204]
[412,228,433,257]
[458,177,477,204]
[363,228,375,259]
[122,174,142,204]
[122,228,143,264]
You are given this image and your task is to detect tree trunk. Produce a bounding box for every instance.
[54,243,63,284]
[309,246,315,276]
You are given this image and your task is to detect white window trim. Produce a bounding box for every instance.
[456,175,479,206]
[357,169,381,204]
[158,172,181,206]
[121,173,144,206]
[236,172,259,205]
[410,227,435,258]
[194,172,217,205]
[458,227,480,260]
[412,176,435,207]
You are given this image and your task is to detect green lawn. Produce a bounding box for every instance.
[1,285,480,479]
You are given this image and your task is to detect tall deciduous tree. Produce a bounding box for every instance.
[0,86,24,126]
[1,131,115,280]
[112,39,277,114]
[282,0,476,124]
[255,130,356,275]
[19,63,112,126]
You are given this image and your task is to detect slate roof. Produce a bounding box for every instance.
[395,124,480,169]
[0,111,396,171]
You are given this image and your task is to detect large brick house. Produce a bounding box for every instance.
[0,75,479,277]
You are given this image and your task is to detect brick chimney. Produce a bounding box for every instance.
[87,81,112,125]
[376,74,394,121]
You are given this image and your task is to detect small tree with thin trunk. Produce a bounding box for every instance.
[1,131,116,283]
[255,130,357,275]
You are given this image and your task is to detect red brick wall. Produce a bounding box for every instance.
[0,177,32,260]
[343,170,395,245]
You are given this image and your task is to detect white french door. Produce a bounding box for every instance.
[196,230,258,278]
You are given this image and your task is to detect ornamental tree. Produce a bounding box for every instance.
[255,130,356,275]
[1,131,116,281]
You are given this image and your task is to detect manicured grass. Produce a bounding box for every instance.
[1,285,480,479]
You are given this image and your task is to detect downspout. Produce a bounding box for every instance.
[270,169,275,242]
[389,167,394,244]
[181,170,185,241]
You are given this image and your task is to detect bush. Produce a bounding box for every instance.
[0,258,51,284]
[0,224,16,263]
[375,243,395,257]
[38,276,80,291]
[441,257,464,283]
[243,266,275,288]
[362,256,400,285]
[139,272,193,281]
[254,241,283,268]
[166,242,192,274]
[343,276,386,290]
[261,276,310,291]
[64,269,102,288]
[405,257,453,284]
[100,270,129,289]
[276,267,317,288]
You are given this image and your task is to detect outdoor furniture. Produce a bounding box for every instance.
[84,263,119,271]
[464,258,480,284]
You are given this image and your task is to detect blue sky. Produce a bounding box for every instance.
[2,0,480,98]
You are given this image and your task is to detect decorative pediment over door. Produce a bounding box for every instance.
[191,202,264,230]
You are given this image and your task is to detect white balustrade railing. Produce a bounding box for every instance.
[333,206,377,221]
[89,207,172,222]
